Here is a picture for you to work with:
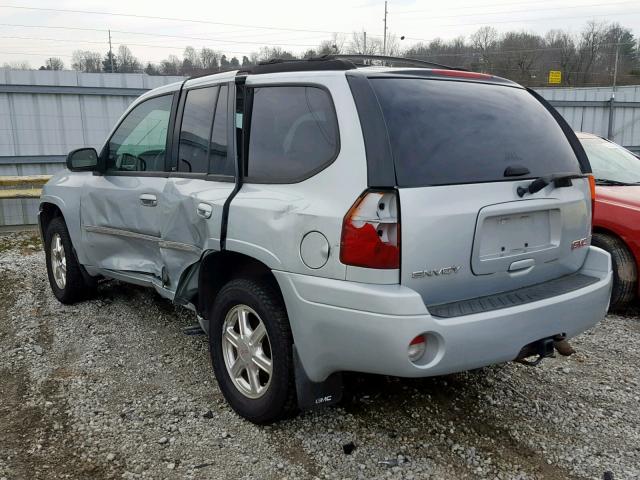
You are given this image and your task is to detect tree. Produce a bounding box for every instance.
[220,54,230,70]
[200,47,220,72]
[544,30,577,85]
[144,62,160,75]
[230,56,240,67]
[40,57,65,71]
[160,55,182,75]
[102,51,117,73]
[347,31,381,55]
[117,45,141,73]
[471,26,498,72]
[3,61,31,69]
[258,47,296,62]
[241,55,252,67]
[72,50,102,72]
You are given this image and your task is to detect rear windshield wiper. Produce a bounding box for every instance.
[517,173,587,198]
[594,178,636,186]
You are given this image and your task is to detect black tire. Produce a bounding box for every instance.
[44,217,94,304]
[592,232,637,310]
[208,278,297,424]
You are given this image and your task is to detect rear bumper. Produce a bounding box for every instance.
[274,246,612,382]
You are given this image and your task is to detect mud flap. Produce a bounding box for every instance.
[293,346,343,410]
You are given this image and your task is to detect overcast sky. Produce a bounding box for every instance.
[0,0,638,68]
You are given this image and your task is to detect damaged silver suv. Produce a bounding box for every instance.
[40,56,612,424]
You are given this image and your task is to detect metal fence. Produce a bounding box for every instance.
[537,85,640,154]
[0,69,184,225]
[1,69,639,225]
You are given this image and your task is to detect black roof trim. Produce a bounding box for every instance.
[239,57,356,75]
[235,54,464,75]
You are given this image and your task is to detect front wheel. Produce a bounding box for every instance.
[209,278,296,424]
[44,217,94,304]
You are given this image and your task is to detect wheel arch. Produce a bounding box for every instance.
[196,250,284,319]
[38,201,65,235]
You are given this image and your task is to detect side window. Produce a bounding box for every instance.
[209,85,233,176]
[246,86,339,182]
[107,94,173,172]
[178,86,218,174]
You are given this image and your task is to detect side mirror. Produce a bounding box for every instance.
[66,147,98,172]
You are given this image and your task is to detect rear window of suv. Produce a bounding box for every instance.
[370,78,581,187]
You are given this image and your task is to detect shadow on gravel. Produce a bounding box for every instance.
[339,371,589,480]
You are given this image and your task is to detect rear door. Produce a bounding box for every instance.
[370,77,591,306]
[161,83,236,293]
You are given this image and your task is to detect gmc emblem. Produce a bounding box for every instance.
[571,237,589,250]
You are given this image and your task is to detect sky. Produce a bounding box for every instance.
[0,0,638,68]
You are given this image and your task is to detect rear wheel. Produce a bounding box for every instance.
[209,278,296,423]
[592,232,637,310]
[44,217,94,304]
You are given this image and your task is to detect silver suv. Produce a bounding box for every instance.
[39,56,613,423]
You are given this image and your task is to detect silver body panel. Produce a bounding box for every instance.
[40,68,612,380]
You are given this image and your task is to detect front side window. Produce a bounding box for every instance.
[178,87,218,174]
[246,86,339,182]
[107,94,173,172]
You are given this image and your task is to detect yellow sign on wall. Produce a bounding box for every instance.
[548,70,562,85]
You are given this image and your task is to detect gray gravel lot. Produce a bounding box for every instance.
[1,230,639,480]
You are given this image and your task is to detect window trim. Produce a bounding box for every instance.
[242,83,341,185]
[98,91,178,177]
[170,82,236,181]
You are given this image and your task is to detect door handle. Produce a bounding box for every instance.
[197,203,213,219]
[139,193,157,207]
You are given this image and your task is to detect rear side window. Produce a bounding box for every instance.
[246,86,339,182]
[210,86,232,176]
[371,79,581,187]
[178,87,218,174]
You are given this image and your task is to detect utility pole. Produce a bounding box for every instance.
[383,1,388,56]
[607,41,620,140]
[363,31,367,54]
[108,29,114,73]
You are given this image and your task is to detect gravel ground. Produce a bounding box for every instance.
[0,230,639,480]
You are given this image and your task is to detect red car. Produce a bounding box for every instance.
[578,132,640,309]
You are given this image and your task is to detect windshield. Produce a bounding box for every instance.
[370,78,581,187]
[581,137,640,184]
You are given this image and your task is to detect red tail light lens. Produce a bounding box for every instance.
[340,190,400,269]
[588,174,596,228]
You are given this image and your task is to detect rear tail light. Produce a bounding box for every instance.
[340,190,400,269]
[588,174,596,228]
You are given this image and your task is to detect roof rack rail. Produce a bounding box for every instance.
[328,54,466,71]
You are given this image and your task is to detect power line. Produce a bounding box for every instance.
[0,4,356,36]
[395,11,640,42]
[393,0,634,16]
[396,1,636,21]
[0,22,323,47]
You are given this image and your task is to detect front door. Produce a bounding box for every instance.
[81,93,175,284]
